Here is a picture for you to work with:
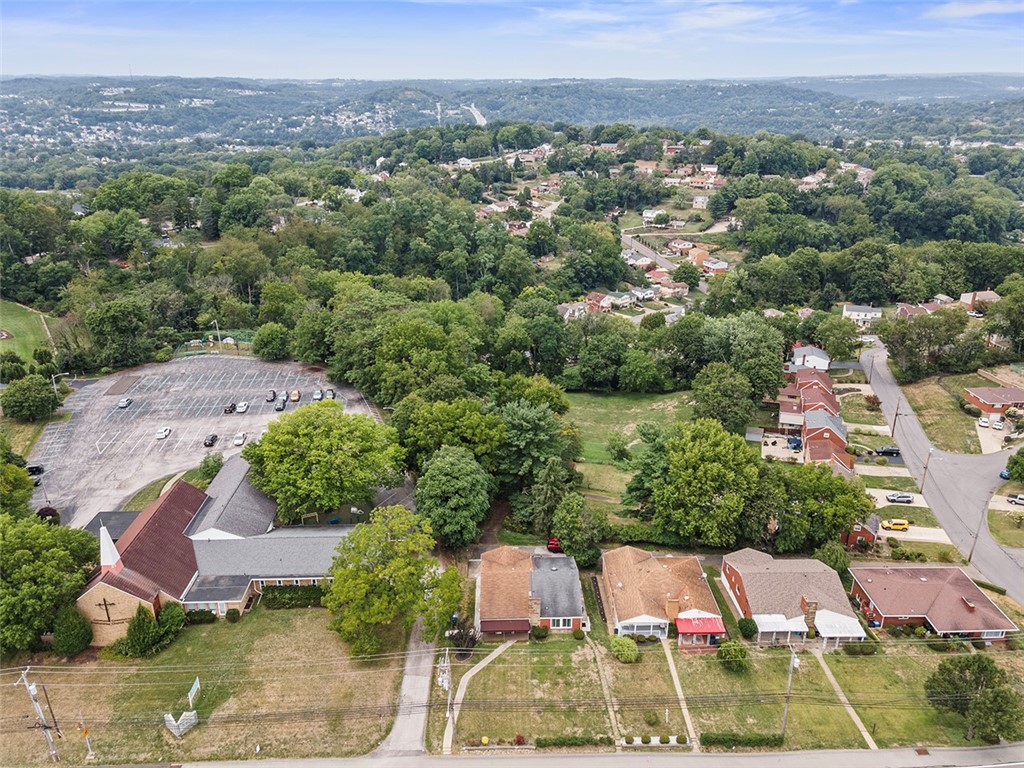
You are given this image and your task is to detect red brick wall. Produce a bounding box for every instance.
[538,617,583,632]
[965,391,1006,414]
[722,562,751,617]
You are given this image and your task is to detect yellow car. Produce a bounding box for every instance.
[881,519,909,531]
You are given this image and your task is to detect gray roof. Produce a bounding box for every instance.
[192,526,351,579]
[183,574,252,603]
[84,511,140,542]
[187,455,278,538]
[724,548,856,621]
[804,410,848,440]
[843,304,881,315]
[530,555,585,619]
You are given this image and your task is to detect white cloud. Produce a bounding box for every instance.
[926,1,1024,18]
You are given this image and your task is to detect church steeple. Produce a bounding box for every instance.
[99,524,123,576]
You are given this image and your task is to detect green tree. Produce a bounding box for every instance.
[199,452,224,482]
[0,515,98,652]
[812,540,851,576]
[494,399,566,493]
[813,315,860,361]
[968,685,1024,743]
[124,605,161,657]
[52,605,92,657]
[415,446,491,550]
[716,640,749,672]
[0,374,60,422]
[421,567,464,642]
[291,308,335,364]
[1006,448,1024,484]
[672,262,703,288]
[323,505,441,655]
[397,397,506,473]
[83,298,151,369]
[925,655,1018,741]
[527,456,570,535]
[610,635,640,663]
[252,322,292,360]
[242,402,404,523]
[691,362,754,433]
[618,349,665,393]
[551,492,607,568]
[0,430,34,519]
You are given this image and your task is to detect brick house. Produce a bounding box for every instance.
[585,291,610,313]
[959,290,1001,312]
[840,515,881,549]
[850,567,1017,641]
[964,386,1024,415]
[476,546,587,640]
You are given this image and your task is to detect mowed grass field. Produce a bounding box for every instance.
[566,391,692,464]
[988,509,1024,548]
[0,607,404,766]
[0,299,52,361]
[902,374,989,454]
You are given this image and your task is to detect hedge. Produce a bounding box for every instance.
[263,584,325,609]
[187,609,217,624]
[701,732,784,748]
[843,639,881,655]
[606,521,684,548]
[973,579,1007,595]
[535,735,614,748]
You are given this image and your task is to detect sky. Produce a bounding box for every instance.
[2,0,1023,80]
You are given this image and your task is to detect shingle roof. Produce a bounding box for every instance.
[479,546,532,621]
[84,511,141,542]
[601,546,718,626]
[116,481,205,599]
[192,526,351,579]
[804,410,847,440]
[965,387,1024,406]
[186,455,277,538]
[83,566,163,602]
[183,574,253,603]
[850,566,1017,633]
[530,555,585,619]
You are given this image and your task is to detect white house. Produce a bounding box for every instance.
[841,304,882,327]
[791,344,831,371]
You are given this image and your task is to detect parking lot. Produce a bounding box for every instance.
[29,356,381,528]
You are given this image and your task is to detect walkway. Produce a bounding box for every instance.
[441,639,515,755]
[585,637,621,748]
[811,649,878,750]
[660,639,699,751]
[375,620,435,756]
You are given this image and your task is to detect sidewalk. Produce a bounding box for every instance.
[442,639,515,754]
[660,639,698,751]
[811,649,877,750]
[376,619,435,755]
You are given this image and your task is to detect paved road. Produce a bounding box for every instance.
[621,233,677,273]
[375,619,434,756]
[862,343,1024,603]
[182,743,1024,768]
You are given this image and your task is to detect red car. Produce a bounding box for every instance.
[117,260,130,269]
[547,537,563,553]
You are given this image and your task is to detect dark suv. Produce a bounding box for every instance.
[224,403,237,414]
[876,446,901,457]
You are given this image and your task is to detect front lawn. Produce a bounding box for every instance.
[902,376,982,454]
[599,641,680,738]
[988,509,1024,548]
[0,607,404,765]
[566,391,692,464]
[841,394,887,426]
[875,504,941,529]
[858,475,919,493]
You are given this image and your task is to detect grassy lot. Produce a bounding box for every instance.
[122,467,210,510]
[857,474,919,493]
[0,607,404,765]
[840,394,887,426]
[0,299,52,361]
[893,541,962,563]
[496,529,546,546]
[831,368,868,384]
[902,376,982,454]
[455,636,613,746]
[566,391,692,464]
[846,430,894,452]
[1,413,67,457]
[824,651,1006,748]
[599,641,680,738]
[988,509,1024,548]
[674,650,864,750]
[577,461,632,499]
[875,504,941,528]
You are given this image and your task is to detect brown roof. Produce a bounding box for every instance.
[794,369,832,391]
[116,481,205,599]
[723,549,855,620]
[850,567,1017,633]
[965,387,1024,406]
[801,389,840,413]
[83,566,162,602]
[478,546,532,622]
[601,546,718,626]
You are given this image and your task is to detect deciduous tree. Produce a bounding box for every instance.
[691,362,754,434]
[415,446,491,550]
[551,492,607,567]
[0,374,60,422]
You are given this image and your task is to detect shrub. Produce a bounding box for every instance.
[972,640,987,650]
[807,628,816,640]
[263,584,325,609]
[737,617,757,640]
[973,579,1007,595]
[937,548,956,563]
[843,639,881,655]
[875,457,888,466]
[187,609,217,624]
[641,735,651,744]
[1006,636,1022,651]
[52,606,92,657]
[660,734,670,745]
[514,734,525,746]
[572,628,585,640]
[157,603,186,637]
[963,403,982,417]
[530,625,549,641]
[225,608,240,623]
[199,451,224,481]
[643,710,660,727]
[700,732,784,748]
[124,605,161,657]
[536,735,613,748]
[607,521,684,548]
[667,622,678,639]
[716,640,749,672]
[611,635,640,663]
[913,626,927,638]
[647,634,659,643]
[678,734,688,745]
[635,634,647,644]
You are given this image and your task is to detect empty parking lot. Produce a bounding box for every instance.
[29,356,380,528]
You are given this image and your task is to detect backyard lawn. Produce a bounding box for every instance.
[840,393,887,426]
[0,298,52,361]
[566,391,692,464]
[902,376,984,454]
[0,607,405,765]
[988,509,1024,548]
[674,650,864,751]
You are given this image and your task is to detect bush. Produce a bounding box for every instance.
[187,609,217,624]
[913,625,927,638]
[157,602,186,637]
[972,640,987,650]
[963,403,982,417]
[199,451,224,481]
[530,625,549,641]
[667,622,678,639]
[700,731,784,748]
[641,735,651,744]
[225,608,240,623]
[607,521,684,547]
[843,639,881,655]
[572,628,585,640]
[973,579,1007,595]
[263,584,325,609]
[716,640,749,672]
[514,734,525,746]
[659,734,670,745]
[124,605,161,657]
[53,606,92,657]
[611,635,640,663]
[1006,636,1022,651]
[737,617,757,640]
[875,457,888,466]
[536,735,613,748]
[678,734,688,745]
[647,634,659,643]
[634,634,647,644]
[643,710,660,727]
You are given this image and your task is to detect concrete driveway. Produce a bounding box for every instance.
[866,488,927,507]
[30,356,376,529]
[862,343,1024,603]
[990,494,1024,512]
[881,525,953,544]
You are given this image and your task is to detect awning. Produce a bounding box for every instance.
[479,619,530,632]
[675,616,726,635]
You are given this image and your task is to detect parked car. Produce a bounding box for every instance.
[787,436,802,450]
[876,446,901,457]
[155,427,171,440]
[978,417,990,428]
[237,401,249,413]
[232,432,247,446]
[26,465,45,476]
[326,388,336,400]
[886,492,914,504]
[1009,495,1024,505]
[1000,468,1011,480]
[289,389,301,402]
[546,537,563,553]
[203,434,219,447]
[117,397,133,408]
[266,389,277,402]
[312,389,324,401]
[881,519,909,531]
[967,310,984,318]
[994,419,1005,430]
[275,396,287,411]
[224,402,237,414]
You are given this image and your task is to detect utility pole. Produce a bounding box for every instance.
[967,499,988,564]
[891,395,904,438]
[919,448,934,493]
[78,711,96,761]
[780,648,800,742]
[209,320,222,350]
[17,668,60,762]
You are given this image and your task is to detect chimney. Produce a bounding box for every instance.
[99,524,124,576]
[961,596,976,612]
[665,594,680,619]
[528,594,541,625]
[800,595,818,630]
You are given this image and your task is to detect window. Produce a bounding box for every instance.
[276,579,283,586]
[293,579,301,586]
[550,618,572,629]
[981,630,1004,639]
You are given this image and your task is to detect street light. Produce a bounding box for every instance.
[50,371,69,395]
[967,500,988,564]
[209,320,222,350]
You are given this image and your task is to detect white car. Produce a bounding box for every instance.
[237,401,249,413]
[967,310,984,318]
[232,432,247,446]
[994,419,1005,430]
[117,397,133,408]
[978,417,990,428]
[155,427,171,440]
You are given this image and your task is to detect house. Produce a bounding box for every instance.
[959,290,1001,312]
[964,386,1024,415]
[895,301,943,319]
[799,388,841,417]
[933,294,956,305]
[585,292,609,313]
[850,567,1017,641]
[700,164,719,176]
[456,157,474,170]
[692,196,709,210]
[659,281,690,299]
[631,286,656,302]
[702,258,729,275]
[796,307,815,321]
[633,256,654,271]
[793,369,833,393]
[642,209,666,225]
[721,549,866,649]
[840,515,881,550]
[791,344,831,371]
[557,302,588,323]
[647,269,671,284]
[688,248,710,268]
[668,239,694,255]
[803,410,847,451]
[634,160,658,175]
[606,291,636,310]
[841,304,882,327]
[186,455,277,540]
[763,308,786,319]
[621,248,639,265]
[601,546,724,648]
[476,547,587,639]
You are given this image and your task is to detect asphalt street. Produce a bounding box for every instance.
[861,342,1024,604]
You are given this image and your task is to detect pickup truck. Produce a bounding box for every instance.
[1009,495,1024,505]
